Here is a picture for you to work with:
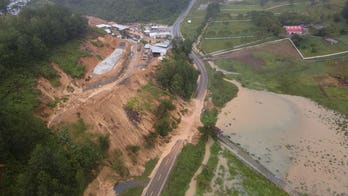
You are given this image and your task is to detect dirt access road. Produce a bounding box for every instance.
[47,44,139,128]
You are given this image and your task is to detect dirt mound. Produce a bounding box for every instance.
[87,16,107,26]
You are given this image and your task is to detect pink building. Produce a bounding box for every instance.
[284,26,303,35]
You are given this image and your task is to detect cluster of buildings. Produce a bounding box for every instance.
[96,23,130,38]
[144,25,172,39]
[96,22,172,59]
[284,25,339,45]
[143,40,171,60]
[0,0,31,15]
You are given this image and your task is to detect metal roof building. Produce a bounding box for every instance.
[112,24,129,31]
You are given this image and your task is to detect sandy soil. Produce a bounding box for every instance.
[147,98,204,181]
[216,80,348,195]
[186,137,213,196]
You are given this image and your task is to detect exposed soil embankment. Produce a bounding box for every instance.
[35,20,203,195]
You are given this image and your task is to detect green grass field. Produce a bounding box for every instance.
[198,0,273,53]
[295,34,348,57]
[217,52,348,116]
[222,149,288,195]
[162,138,206,196]
[199,0,348,55]
[298,36,348,57]
[204,21,257,37]
[180,0,210,41]
[196,141,220,195]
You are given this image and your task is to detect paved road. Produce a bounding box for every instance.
[218,135,298,196]
[172,0,195,38]
[171,0,208,101]
[142,0,210,195]
[143,140,184,196]
[190,51,208,100]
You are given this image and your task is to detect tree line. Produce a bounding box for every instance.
[0,5,108,196]
[0,0,8,12]
[0,5,87,66]
[156,39,199,100]
[49,0,190,24]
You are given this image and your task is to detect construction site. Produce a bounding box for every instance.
[33,16,202,195]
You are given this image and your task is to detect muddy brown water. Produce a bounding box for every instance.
[217,81,348,196]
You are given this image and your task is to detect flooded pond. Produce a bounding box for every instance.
[217,81,348,195]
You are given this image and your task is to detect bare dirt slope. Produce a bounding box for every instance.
[36,21,204,196]
[34,27,161,195]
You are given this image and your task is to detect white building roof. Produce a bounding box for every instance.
[145,44,167,56]
[151,25,169,29]
[149,32,172,38]
[155,40,171,48]
[150,46,167,55]
[104,29,112,34]
[112,24,129,31]
[144,44,151,49]
[96,24,111,28]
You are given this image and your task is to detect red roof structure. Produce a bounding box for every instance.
[284,25,303,35]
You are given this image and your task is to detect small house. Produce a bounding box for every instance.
[284,26,303,35]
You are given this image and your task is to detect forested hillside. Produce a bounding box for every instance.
[0,5,108,195]
[0,0,8,12]
[33,0,190,24]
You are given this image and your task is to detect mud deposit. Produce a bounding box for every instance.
[217,81,348,195]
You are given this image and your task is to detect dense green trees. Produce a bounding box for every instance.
[0,5,105,196]
[279,11,312,25]
[157,42,199,99]
[205,2,220,22]
[48,0,190,24]
[0,0,8,12]
[154,99,176,136]
[250,11,282,36]
[342,0,348,23]
[0,5,87,66]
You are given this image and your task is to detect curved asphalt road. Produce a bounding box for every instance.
[142,0,208,196]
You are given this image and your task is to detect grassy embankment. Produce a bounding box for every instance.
[39,27,103,87]
[220,150,288,195]
[218,52,348,117]
[162,137,206,196]
[195,141,220,195]
[49,38,92,78]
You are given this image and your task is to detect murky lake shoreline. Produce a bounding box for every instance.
[217,81,348,195]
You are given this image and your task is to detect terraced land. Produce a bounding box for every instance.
[198,0,348,56]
